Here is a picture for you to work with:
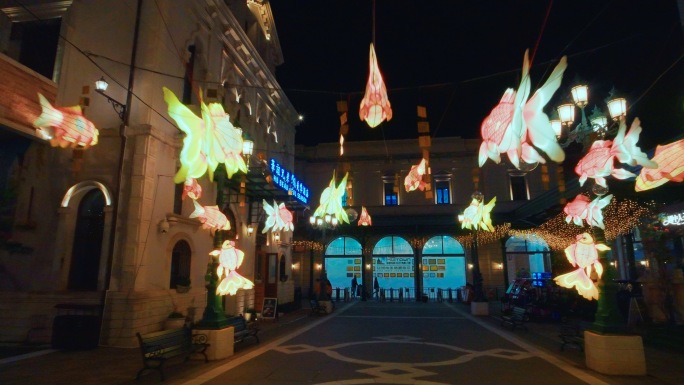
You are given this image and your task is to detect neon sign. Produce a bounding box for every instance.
[661,211,684,226]
[270,158,309,204]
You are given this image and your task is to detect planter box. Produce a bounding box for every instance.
[471,301,489,316]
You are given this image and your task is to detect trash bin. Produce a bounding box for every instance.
[52,304,101,350]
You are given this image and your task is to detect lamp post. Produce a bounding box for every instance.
[94,77,127,123]
[309,214,338,298]
[555,84,628,333]
[458,191,486,303]
[556,84,626,150]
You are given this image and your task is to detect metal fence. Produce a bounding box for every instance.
[330,285,507,303]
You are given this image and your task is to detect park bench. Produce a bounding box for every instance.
[501,306,528,331]
[226,316,259,345]
[559,323,584,352]
[135,327,209,381]
[309,298,327,315]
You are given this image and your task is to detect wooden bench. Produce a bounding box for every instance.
[309,299,327,315]
[135,327,209,381]
[559,324,584,351]
[226,316,259,345]
[501,306,528,331]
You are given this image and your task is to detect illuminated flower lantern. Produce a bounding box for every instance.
[212,240,254,296]
[575,118,657,187]
[479,50,566,169]
[359,43,392,128]
[554,233,610,300]
[563,194,612,229]
[262,199,294,233]
[404,158,427,192]
[358,206,372,226]
[163,87,247,183]
[314,170,349,224]
[33,93,99,148]
[182,178,202,200]
[459,194,496,232]
[635,139,683,191]
[190,199,230,234]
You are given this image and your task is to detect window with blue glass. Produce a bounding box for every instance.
[435,180,450,204]
[341,190,348,207]
[384,182,397,206]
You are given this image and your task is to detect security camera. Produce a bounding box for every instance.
[159,219,170,233]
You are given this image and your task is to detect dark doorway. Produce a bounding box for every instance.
[68,189,105,290]
[170,240,191,288]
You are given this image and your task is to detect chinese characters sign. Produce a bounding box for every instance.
[661,211,684,226]
[270,158,309,204]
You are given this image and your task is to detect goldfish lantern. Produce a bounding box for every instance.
[404,158,428,192]
[163,87,247,184]
[358,206,372,226]
[575,118,657,187]
[459,195,496,232]
[563,194,612,229]
[263,199,294,233]
[212,240,254,296]
[554,233,610,300]
[314,170,350,224]
[182,178,202,200]
[359,43,392,128]
[33,93,99,148]
[479,50,566,169]
[190,199,230,234]
[635,139,682,191]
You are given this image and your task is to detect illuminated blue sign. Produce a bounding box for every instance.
[269,158,309,204]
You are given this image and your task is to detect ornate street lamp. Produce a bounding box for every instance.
[94,76,126,123]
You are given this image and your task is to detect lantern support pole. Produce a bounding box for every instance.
[590,226,624,334]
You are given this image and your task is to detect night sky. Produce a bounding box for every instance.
[270,1,684,149]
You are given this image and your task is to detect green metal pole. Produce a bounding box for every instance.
[590,226,625,334]
[197,165,230,329]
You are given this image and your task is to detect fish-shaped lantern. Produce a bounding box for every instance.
[190,199,231,234]
[479,50,566,169]
[358,206,372,226]
[404,158,428,192]
[211,240,254,296]
[182,178,202,200]
[554,233,610,300]
[575,118,657,187]
[163,87,247,184]
[635,139,683,191]
[262,199,294,233]
[563,194,612,229]
[460,196,496,232]
[313,171,350,225]
[359,43,392,128]
[33,93,99,148]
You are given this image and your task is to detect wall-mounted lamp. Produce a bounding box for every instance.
[494,263,504,270]
[274,233,280,243]
[242,132,254,168]
[365,263,371,270]
[247,224,254,235]
[291,263,299,270]
[95,76,126,123]
[467,263,474,270]
[315,263,322,270]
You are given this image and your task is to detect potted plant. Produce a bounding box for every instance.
[165,309,186,329]
[243,307,257,322]
[175,276,191,293]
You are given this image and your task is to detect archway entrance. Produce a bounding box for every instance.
[68,189,105,291]
[324,236,362,296]
[421,235,466,299]
[372,236,414,299]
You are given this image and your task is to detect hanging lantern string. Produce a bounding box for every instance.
[528,0,554,67]
[372,0,376,46]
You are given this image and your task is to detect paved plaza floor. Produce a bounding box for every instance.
[1,300,683,385]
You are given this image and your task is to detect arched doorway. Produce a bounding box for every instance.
[324,236,362,293]
[372,236,414,298]
[68,188,105,291]
[421,235,466,295]
[170,240,191,289]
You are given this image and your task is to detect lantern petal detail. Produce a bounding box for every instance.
[358,206,372,226]
[404,158,427,192]
[635,139,683,191]
[359,43,392,128]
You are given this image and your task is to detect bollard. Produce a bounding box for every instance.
[448,288,453,303]
[390,288,394,302]
[399,288,403,302]
[344,288,350,302]
[335,287,340,302]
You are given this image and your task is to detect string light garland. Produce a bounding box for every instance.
[457,223,511,248]
[510,199,653,250]
[292,240,324,252]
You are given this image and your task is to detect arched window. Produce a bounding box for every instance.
[422,235,466,292]
[68,189,105,291]
[372,236,414,291]
[324,236,362,290]
[170,240,191,289]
